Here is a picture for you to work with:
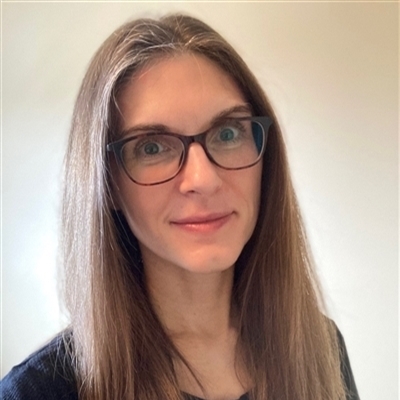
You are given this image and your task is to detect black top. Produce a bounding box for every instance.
[1,327,359,400]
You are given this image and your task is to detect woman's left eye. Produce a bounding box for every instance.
[207,120,250,151]
[218,127,239,142]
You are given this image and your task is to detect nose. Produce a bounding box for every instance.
[178,143,223,195]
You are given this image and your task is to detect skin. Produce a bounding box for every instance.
[113,54,262,399]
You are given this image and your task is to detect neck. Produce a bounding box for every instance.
[143,258,236,339]
[142,254,251,399]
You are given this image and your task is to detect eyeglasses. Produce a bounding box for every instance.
[107,116,272,186]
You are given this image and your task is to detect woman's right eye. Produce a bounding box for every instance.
[123,135,182,165]
[140,142,163,156]
[134,139,167,159]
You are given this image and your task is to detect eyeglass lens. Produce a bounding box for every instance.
[120,119,265,185]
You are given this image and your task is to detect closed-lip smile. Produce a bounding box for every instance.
[170,212,234,232]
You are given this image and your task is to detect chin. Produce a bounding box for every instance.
[175,252,239,275]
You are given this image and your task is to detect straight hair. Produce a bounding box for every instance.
[62,14,346,400]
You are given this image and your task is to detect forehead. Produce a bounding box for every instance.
[117,54,246,133]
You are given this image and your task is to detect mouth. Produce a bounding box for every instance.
[170,212,233,233]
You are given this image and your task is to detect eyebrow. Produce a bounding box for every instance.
[118,104,253,139]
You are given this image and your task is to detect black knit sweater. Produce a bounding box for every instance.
[1,327,359,400]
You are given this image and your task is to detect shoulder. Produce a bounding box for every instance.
[332,321,360,400]
[1,332,78,400]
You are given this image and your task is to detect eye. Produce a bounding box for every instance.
[122,134,183,167]
[142,142,163,155]
[134,138,171,160]
[208,120,248,150]
[219,127,238,142]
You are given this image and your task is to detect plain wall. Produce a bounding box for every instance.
[2,3,398,399]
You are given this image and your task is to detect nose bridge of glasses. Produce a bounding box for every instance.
[181,131,209,155]
[179,130,217,169]
[181,131,208,147]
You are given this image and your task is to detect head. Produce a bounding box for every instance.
[63,14,344,400]
[64,14,290,288]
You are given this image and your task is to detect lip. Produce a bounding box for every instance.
[170,212,234,233]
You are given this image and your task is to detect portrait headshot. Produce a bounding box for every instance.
[2,2,398,400]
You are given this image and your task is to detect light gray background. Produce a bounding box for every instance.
[2,2,398,400]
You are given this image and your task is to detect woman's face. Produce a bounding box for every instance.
[113,54,262,275]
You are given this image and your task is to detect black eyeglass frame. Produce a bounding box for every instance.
[107,116,273,186]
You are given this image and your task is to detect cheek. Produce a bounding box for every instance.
[118,188,149,227]
[114,178,166,239]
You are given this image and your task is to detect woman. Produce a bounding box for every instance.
[2,14,359,400]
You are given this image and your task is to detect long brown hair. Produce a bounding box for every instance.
[62,14,346,400]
